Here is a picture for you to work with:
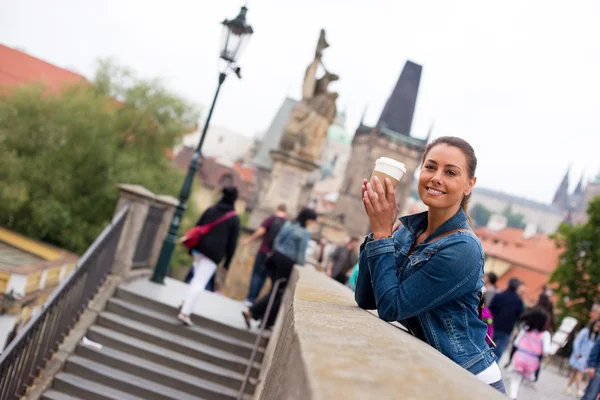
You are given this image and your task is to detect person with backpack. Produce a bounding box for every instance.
[242,208,317,329]
[508,308,551,399]
[177,186,240,326]
[241,204,287,307]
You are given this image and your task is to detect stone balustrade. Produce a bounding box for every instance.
[255,267,506,400]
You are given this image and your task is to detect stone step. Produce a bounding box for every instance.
[114,287,268,346]
[95,312,261,376]
[86,325,259,381]
[64,356,206,400]
[76,340,255,396]
[105,297,265,361]
[41,390,82,400]
[52,373,144,400]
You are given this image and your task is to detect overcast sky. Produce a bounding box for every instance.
[2,0,599,204]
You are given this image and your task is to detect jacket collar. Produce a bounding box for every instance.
[399,208,469,242]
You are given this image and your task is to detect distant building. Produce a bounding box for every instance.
[333,61,428,237]
[250,98,298,210]
[0,227,78,350]
[306,111,353,214]
[474,226,563,306]
[174,146,255,214]
[469,187,564,234]
[179,125,254,166]
[0,44,87,92]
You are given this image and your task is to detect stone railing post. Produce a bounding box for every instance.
[112,184,155,277]
[148,195,178,271]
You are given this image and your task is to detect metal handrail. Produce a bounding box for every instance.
[237,277,287,400]
[0,205,129,399]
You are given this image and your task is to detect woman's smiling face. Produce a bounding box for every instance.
[418,143,476,211]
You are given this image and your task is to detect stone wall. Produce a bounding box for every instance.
[255,267,506,400]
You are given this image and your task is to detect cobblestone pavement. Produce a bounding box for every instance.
[500,357,590,400]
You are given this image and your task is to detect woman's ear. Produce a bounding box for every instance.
[465,176,477,196]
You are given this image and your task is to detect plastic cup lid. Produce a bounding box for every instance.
[375,157,406,173]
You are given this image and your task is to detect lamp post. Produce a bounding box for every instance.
[151,5,253,284]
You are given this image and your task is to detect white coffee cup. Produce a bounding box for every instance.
[370,157,406,195]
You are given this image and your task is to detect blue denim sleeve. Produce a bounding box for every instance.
[355,235,377,310]
[366,235,483,322]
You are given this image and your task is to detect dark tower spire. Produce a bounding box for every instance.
[573,173,585,196]
[377,60,422,137]
[552,166,570,211]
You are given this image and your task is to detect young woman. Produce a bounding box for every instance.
[355,136,505,393]
[177,187,240,326]
[242,208,317,329]
[565,319,600,397]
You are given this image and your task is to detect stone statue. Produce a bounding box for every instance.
[279,29,339,162]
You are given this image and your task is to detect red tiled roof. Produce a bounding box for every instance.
[0,44,87,92]
[174,147,255,201]
[233,161,254,182]
[475,227,563,274]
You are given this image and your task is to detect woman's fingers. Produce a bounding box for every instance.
[365,181,380,211]
[363,186,375,215]
[372,176,386,201]
[384,178,396,204]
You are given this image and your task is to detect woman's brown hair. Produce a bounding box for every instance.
[421,136,477,222]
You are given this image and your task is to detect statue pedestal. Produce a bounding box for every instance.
[247,150,318,230]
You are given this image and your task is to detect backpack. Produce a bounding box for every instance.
[181,211,237,250]
[265,217,285,250]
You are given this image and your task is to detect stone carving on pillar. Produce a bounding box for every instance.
[279,29,339,162]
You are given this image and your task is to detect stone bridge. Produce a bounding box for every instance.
[1,184,506,400]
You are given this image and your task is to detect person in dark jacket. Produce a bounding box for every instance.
[177,187,240,326]
[489,277,524,360]
[581,336,600,400]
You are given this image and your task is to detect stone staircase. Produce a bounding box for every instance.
[41,282,267,400]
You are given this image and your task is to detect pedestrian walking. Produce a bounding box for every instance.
[242,208,317,329]
[507,308,551,399]
[489,278,525,360]
[483,272,498,308]
[564,320,600,397]
[580,335,600,400]
[355,136,505,393]
[177,187,240,326]
[325,237,360,285]
[241,204,287,307]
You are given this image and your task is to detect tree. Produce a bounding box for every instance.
[0,60,200,255]
[502,205,526,229]
[470,203,491,228]
[550,196,600,323]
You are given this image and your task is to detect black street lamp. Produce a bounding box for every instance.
[151,5,253,284]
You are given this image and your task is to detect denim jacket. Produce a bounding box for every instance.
[273,221,310,265]
[355,209,497,375]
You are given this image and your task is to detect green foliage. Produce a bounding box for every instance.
[502,205,526,230]
[470,203,491,228]
[550,196,600,323]
[0,60,200,255]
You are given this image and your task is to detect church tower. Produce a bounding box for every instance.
[552,167,570,212]
[333,61,428,237]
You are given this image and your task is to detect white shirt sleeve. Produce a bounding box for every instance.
[514,329,525,346]
[542,331,552,356]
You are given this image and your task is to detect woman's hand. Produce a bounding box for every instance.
[362,177,399,240]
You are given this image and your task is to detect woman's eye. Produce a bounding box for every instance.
[425,165,435,170]
[446,170,457,176]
